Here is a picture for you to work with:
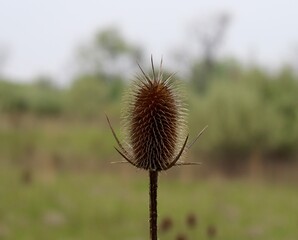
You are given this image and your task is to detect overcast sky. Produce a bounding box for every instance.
[0,0,297,83]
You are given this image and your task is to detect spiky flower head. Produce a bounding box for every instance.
[107,57,206,171]
[123,56,188,171]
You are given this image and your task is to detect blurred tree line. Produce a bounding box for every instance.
[0,23,298,167]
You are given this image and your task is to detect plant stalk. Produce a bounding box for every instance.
[149,170,158,240]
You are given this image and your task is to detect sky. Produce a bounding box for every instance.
[0,0,297,84]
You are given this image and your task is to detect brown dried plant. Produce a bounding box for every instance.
[186,212,198,229]
[107,56,207,240]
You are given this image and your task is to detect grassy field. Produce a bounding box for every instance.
[0,166,297,240]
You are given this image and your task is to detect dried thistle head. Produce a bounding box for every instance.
[159,216,173,233]
[107,56,207,171]
[186,212,198,229]
[207,225,217,238]
[176,233,188,240]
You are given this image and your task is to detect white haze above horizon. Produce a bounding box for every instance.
[0,0,298,84]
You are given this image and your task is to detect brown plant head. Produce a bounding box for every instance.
[122,57,188,171]
[176,233,188,240]
[207,224,217,238]
[159,216,173,233]
[186,212,198,229]
[107,56,207,171]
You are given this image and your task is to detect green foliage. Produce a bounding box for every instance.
[95,27,141,59]
[189,57,242,92]
[76,27,142,78]
[189,65,298,157]
[0,79,64,116]
[66,75,123,118]
[189,81,268,154]
[0,57,298,160]
[0,81,28,113]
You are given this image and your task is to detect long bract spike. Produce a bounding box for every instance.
[163,72,177,85]
[166,135,189,170]
[174,162,202,166]
[106,114,130,156]
[158,56,163,82]
[137,62,152,85]
[111,161,130,164]
[187,125,208,150]
[151,55,156,82]
[114,147,136,167]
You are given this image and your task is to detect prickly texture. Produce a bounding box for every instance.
[122,63,187,171]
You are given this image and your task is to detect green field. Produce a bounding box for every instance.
[0,167,297,240]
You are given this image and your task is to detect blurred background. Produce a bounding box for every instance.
[0,1,298,239]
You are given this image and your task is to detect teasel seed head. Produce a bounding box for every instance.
[107,56,207,171]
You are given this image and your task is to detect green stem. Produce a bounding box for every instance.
[149,170,158,240]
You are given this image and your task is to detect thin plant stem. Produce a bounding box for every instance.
[149,170,158,240]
